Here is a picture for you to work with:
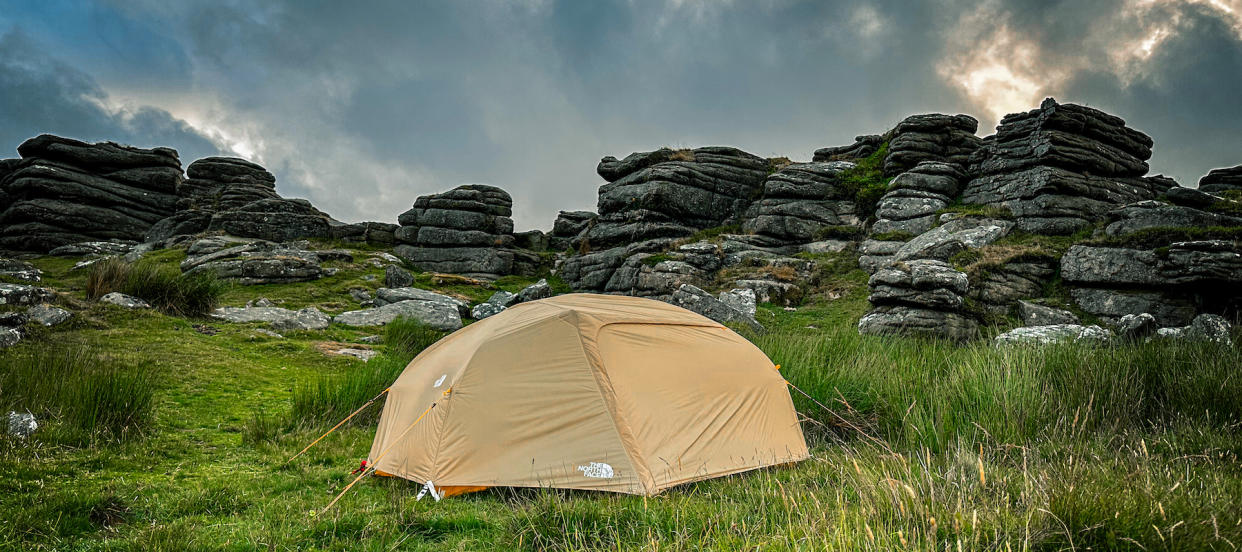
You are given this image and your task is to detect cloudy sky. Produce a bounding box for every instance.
[1,0,1239,229]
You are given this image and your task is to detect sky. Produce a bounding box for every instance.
[1,0,1239,230]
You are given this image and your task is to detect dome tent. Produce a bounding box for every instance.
[367,293,809,498]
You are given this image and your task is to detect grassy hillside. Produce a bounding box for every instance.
[1,247,1239,551]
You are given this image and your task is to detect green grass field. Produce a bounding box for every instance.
[1,247,1239,551]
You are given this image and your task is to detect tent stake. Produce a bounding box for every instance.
[318,400,438,516]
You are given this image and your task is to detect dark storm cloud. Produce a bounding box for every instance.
[0,29,219,162]
[2,0,1240,226]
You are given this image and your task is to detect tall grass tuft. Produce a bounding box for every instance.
[86,259,226,317]
[383,316,446,359]
[0,344,160,443]
[285,354,410,429]
[85,257,130,300]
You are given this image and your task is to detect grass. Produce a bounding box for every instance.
[2,242,1241,550]
[838,142,892,219]
[87,257,227,316]
[0,342,160,444]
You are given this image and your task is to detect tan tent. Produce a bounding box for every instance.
[367,293,808,498]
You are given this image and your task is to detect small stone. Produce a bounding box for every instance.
[717,288,757,318]
[254,328,284,338]
[249,297,275,308]
[994,324,1113,346]
[1017,301,1079,326]
[358,335,382,344]
[515,279,552,303]
[384,264,415,288]
[0,258,42,282]
[0,327,21,348]
[7,411,37,438]
[1187,314,1233,346]
[471,302,506,320]
[349,288,372,303]
[99,292,150,309]
[1115,313,1157,341]
[0,312,29,327]
[26,304,71,327]
[486,290,518,307]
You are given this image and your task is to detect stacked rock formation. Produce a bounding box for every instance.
[1198,165,1242,193]
[871,161,969,235]
[559,147,769,292]
[882,114,982,176]
[548,210,596,251]
[961,98,1173,234]
[394,184,538,278]
[1061,198,1242,326]
[858,259,978,341]
[0,135,182,251]
[742,161,861,245]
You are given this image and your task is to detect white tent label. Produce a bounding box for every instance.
[433,374,447,388]
[576,462,614,479]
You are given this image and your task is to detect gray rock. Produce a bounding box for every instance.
[0,327,21,348]
[373,287,470,317]
[1061,246,1163,287]
[0,258,42,282]
[1154,314,1234,346]
[333,300,463,331]
[883,113,981,176]
[181,241,327,285]
[1070,288,1196,327]
[668,284,762,332]
[0,312,28,327]
[210,305,331,331]
[717,288,757,318]
[26,304,71,327]
[249,297,275,307]
[348,288,372,303]
[893,216,1014,262]
[470,302,506,320]
[742,161,861,243]
[0,283,56,306]
[515,279,552,303]
[1198,165,1242,193]
[384,264,415,288]
[1116,313,1158,341]
[48,241,135,257]
[1017,301,1079,326]
[857,305,978,342]
[486,290,518,307]
[1164,186,1225,209]
[0,135,181,252]
[733,279,803,306]
[970,260,1058,313]
[7,411,37,438]
[99,292,150,309]
[206,198,333,242]
[994,324,1112,345]
[253,328,284,338]
[813,134,884,162]
[1187,314,1233,346]
[1103,201,1242,237]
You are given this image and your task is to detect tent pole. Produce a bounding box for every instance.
[285,388,391,465]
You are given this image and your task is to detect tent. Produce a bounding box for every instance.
[366,293,809,498]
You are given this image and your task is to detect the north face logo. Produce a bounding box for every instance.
[576,462,614,479]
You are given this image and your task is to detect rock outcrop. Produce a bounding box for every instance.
[393,184,538,279]
[1198,165,1242,193]
[560,147,769,292]
[180,239,344,285]
[742,161,861,244]
[813,135,884,162]
[858,259,978,341]
[871,162,969,235]
[548,210,596,251]
[961,98,1172,234]
[0,135,182,251]
[882,114,981,176]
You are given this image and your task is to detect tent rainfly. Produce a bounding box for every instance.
[367,293,809,498]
